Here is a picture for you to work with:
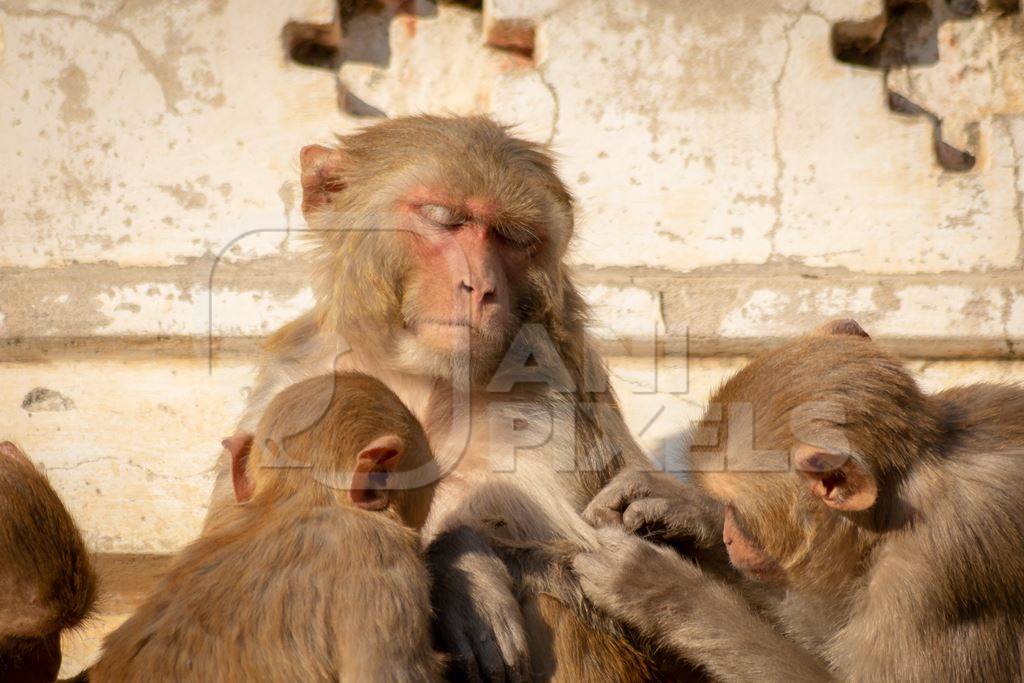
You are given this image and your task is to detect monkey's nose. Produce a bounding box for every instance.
[460,279,497,307]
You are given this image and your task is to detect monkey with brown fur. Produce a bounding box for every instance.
[576,320,1024,681]
[0,441,95,683]
[206,115,656,680]
[88,372,443,682]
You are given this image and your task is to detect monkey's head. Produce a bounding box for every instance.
[300,115,577,383]
[0,441,96,683]
[233,372,439,529]
[691,320,942,588]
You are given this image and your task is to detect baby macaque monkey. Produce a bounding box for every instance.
[88,372,443,682]
[0,442,95,683]
[577,320,1024,681]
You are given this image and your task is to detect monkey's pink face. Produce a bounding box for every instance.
[397,189,541,368]
[722,505,786,585]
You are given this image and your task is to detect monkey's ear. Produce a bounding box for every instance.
[350,434,404,511]
[0,441,33,468]
[793,444,877,512]
[300,144,348,216]
[815,318,871,340]
[225,432,255,503]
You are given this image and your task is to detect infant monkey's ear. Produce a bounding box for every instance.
[350,434,405,511]
[224,432,255,503]
[815,318,871,340]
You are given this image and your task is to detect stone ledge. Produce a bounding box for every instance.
[1,262,1021,358]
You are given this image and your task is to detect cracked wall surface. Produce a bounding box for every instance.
[1,0,1023,549]
[2,0,1023,672]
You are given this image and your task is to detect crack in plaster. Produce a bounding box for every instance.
[1008,118,1024,269]
[45,456,208,481]
[767,8,806,261]
[1001,286,1016,355]
[536,65,560,146]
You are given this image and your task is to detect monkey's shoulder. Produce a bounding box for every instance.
[932,383,1024,452]
[101,508,427,645]
[213,506,423,574]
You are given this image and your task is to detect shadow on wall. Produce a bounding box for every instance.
[831,0,1022,171]
[280,0,527,119]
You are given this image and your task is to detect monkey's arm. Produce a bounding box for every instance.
[573,528,831,683]
[427,526,529,683]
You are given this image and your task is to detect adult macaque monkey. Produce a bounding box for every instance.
[576,319,1024,681]
[0,441,96,683]
[89,372,442,682]
[207,116,650,680]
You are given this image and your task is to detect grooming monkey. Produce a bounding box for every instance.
[206,116,657,679]
[577,320,1024,681]
[88,373,442,682]
[0,442,95,683]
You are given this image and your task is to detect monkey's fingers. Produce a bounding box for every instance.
[483,605,529,683]
[572,547,628,618]
[471,628,508,683]
[622,497,717,548]
[584,505,625,528]
[621,497,672,535]
[581,469,655,527]
[441,602,528,683]
[448,629,485,683]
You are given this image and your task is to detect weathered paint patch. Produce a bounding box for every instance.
[93,283,315,336]
[581,283,665,341]
[21,387,76,412]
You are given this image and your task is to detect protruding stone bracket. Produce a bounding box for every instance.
[887,89,977,171]
[831,0,1022,172]
[484,18,535,59]
[283,1,431,70]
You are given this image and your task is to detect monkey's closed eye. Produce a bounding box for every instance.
[418,203,465,228]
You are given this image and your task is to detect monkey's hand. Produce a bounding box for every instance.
[573,526,706,630]
[583,469,722,551]
[575,528,832,683]
[427,526,529,683]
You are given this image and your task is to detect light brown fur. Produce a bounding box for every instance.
[576,323,1024,681]
[90,373,442,682]
[0,441,95,683]
[204,116,657,680]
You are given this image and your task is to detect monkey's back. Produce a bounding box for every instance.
[88,503,440,682]
[852,382,1024,680]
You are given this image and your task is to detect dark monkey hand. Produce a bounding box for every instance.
[428,527,530,683]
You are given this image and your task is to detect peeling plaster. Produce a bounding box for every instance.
[56,64,94,123]
[4,7,194,113]
[21,387,76,412]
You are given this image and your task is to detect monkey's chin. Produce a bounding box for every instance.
[394,328,505,385]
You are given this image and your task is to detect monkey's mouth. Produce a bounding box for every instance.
[417,319,474,329]
[404,317,509,350]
